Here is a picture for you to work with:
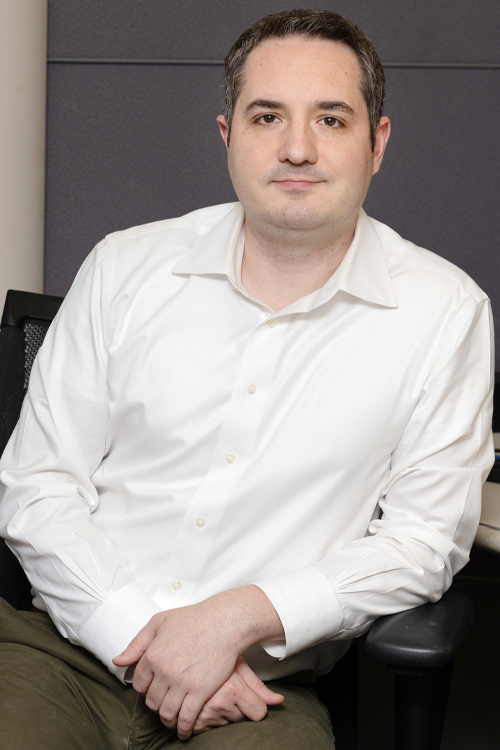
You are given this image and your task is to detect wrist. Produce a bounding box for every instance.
[208,585,285,653]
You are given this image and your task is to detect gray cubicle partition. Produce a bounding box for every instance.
[45,1,500,365]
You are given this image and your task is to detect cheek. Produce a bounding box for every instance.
[338,150,374,190]
[228,146,263,188]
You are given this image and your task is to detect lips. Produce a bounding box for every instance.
[273,178,322,186]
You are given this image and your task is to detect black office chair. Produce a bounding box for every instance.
[0,290,63,610]
[0,289,476,750]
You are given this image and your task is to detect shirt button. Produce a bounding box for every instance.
[226,453,236,463]
[247,383,257,395]
[171,580,182,590]
[196,517,206,528]
[267,318,277,328]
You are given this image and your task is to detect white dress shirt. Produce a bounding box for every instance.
[0,202,494,683]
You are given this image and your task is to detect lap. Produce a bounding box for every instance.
[163,681,335,750]
[0,598,335,750]
[0,643,111,750]
[0,598,137,749]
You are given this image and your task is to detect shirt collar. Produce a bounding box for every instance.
[337,209,398,308]
[172,203,244,276]
[172,203,398,310]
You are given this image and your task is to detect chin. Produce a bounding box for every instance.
[265,204,327,232]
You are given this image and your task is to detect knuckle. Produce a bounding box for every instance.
[158,665,170,680]
[195,709,207,724]
[178,712,191,726]
[160,715,176,728]
[143,652,156,670]
[254,705,267,722]
[132,679,147,695]
[159,708,175,723]
[211,698,226,712]
[191,678,204,696]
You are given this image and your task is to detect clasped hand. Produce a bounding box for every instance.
[113,593,284,739]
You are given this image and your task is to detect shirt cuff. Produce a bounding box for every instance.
[77,583,162,682]
[253,566,342,658]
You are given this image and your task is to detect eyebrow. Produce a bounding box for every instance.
[314,101,357,118]
[244,99,357,118]
[244,100,282,115]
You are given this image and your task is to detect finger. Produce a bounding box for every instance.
[235,658,285,705]
[132,645,172,696]
[131,656,155,696]
[210,701,245,723]
[195,701,244,727]
[176,693,206,740]
[193,715,230,734]
[144,678,169,713]
[201,684,246,723]
[230,674,269,722]
[159,688,186,730]
[113,616,160,666]
[131,638,169,696]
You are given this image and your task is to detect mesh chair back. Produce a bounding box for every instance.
[24,320,52,388]
[0,290,63,609]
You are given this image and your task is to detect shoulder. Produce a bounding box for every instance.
[368,215,488,308]
[76,202,239,339]
[98,202,238,265]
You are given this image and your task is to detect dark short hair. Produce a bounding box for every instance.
[224,8,385,149]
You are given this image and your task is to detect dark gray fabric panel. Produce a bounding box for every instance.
[45,64,500,365]
[44,64,235,296]
[364,67,500,335]
[47,0,500,63]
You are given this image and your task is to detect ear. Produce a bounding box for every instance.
[372,116,391,176]
[216,115,229,150]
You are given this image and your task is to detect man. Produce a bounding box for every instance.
[0,8,494,749]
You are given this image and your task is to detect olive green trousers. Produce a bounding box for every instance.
[0,599,335,749]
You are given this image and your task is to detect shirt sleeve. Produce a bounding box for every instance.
[0,242,161,681]
[254,297,494,658]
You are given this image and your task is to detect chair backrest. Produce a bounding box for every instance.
[0,289,63,610]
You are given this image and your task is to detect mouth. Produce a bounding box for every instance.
[272,179,324,189]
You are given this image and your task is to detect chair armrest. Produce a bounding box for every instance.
[365,589,474,671]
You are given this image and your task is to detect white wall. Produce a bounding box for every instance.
[0,0,47,306]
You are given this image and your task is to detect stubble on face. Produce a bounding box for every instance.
[223,36,381,256]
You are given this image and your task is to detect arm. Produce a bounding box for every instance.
[0,243,161,679]
[0,247,283,740]
[253,298,494,657]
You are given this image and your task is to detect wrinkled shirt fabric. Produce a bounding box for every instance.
[0,203,494,682]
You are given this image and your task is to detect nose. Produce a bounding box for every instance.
[278,120,318,165]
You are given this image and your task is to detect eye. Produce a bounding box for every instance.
[321,116,342,128]
[257,114,279,124]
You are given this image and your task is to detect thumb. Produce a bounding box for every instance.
[235,656,285,705]
[112,616,158,666]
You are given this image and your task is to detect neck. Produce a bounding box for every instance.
[241,218,356,312]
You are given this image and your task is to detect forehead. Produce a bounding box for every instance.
[239,35,364,105]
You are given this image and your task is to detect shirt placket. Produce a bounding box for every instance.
[153,312,288,606]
